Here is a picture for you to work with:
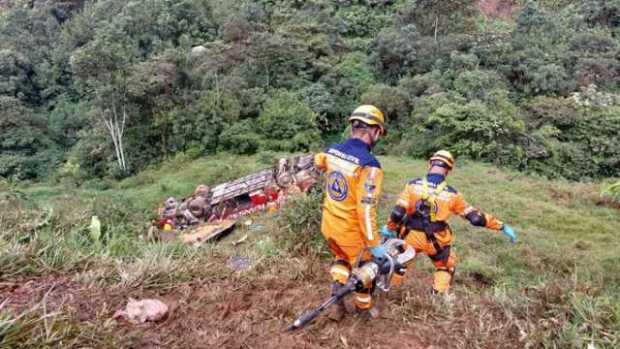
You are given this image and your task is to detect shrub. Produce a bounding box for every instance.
[407,91,525,165]
[298,82,336,129]
[602,181,620,204]
[453,69,508,100]
[530,64,571,95]
[272,185,324,256]
[256,90,320,152]
[320,52,377,123]
[371,24,419,82]
[523,93,620,179]
[398,71,444,98]
[360,84,410,123]
[219,120,261,154]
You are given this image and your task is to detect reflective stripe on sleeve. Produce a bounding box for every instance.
[330,267,350,277]
[364,167,377,240]
[326,154,359,177]
[463,206,476,215]
[355,294,372,303]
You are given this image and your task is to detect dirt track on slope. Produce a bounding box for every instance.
[0,268,522,349]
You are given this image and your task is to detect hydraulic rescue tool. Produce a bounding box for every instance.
[287,238,416,331]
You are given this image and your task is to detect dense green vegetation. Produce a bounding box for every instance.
[1,155,618,347]
[0,0,619,182]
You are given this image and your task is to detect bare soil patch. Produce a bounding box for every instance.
[1,268,523,348]
[479,0,519,21]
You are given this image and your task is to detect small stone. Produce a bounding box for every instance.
[227,256,253,272]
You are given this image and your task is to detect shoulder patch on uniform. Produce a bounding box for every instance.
[327,171,349,201]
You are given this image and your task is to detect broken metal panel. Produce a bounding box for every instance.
[210,169,276,205]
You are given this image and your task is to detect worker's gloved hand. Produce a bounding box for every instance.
[380,226,396,240]
[501,225,517,243]
[370,245,387,260]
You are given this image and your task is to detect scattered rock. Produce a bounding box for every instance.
[191,45,208,59]
[227,256,253,272]
[113,298,168,324]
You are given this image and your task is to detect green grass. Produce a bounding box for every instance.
[381,156,620,282]
[1,154,619,348]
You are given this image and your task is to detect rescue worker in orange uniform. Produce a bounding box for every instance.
[314,105,387,319]
[381,150,517,294]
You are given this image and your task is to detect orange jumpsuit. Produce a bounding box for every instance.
[387,176,503,293]
[315,138,383,309]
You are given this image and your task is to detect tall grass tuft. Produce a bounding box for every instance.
[272,186,325,257]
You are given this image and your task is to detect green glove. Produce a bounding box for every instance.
[501,225,517,243]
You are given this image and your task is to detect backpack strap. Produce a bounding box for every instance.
[418,178,450,258]
[421,178,448,223]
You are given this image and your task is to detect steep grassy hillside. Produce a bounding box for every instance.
[1,155,618,348]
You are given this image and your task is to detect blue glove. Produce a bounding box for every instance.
[370,245,387,260]
[380,226,396,240]
[501,225,517,243]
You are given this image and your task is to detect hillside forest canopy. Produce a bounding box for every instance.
[0,0,619,183]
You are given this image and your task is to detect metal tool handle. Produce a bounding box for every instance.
[286,281,356,331]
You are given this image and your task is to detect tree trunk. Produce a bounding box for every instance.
[160,116,168,159]
[103,98,128,173]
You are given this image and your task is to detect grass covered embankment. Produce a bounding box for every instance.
[1,154,619,348]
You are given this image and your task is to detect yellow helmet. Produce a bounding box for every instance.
[429,150,455,170]
[348,105,386,135]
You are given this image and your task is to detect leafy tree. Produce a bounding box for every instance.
[360,84,410,123]
[335,4,393,37]
[70,26,135,174]
[127,51,182,158]
[299,82,337,130]
[529,64,571,96]
[371,24,419,82]
[0,96,59,179]
[320,52,376,126]
[219,120,261,154]
[400,0,479,39]
[408,91,524,165]
[523,91,620,179]
[0,49,35,101]
[194,88,242,152]
[582,0,620,29]
[48,96,90,150]
[398,71,444,98]
[453,69,508,100]
[257,90,320,151]
[243,31,310,89]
